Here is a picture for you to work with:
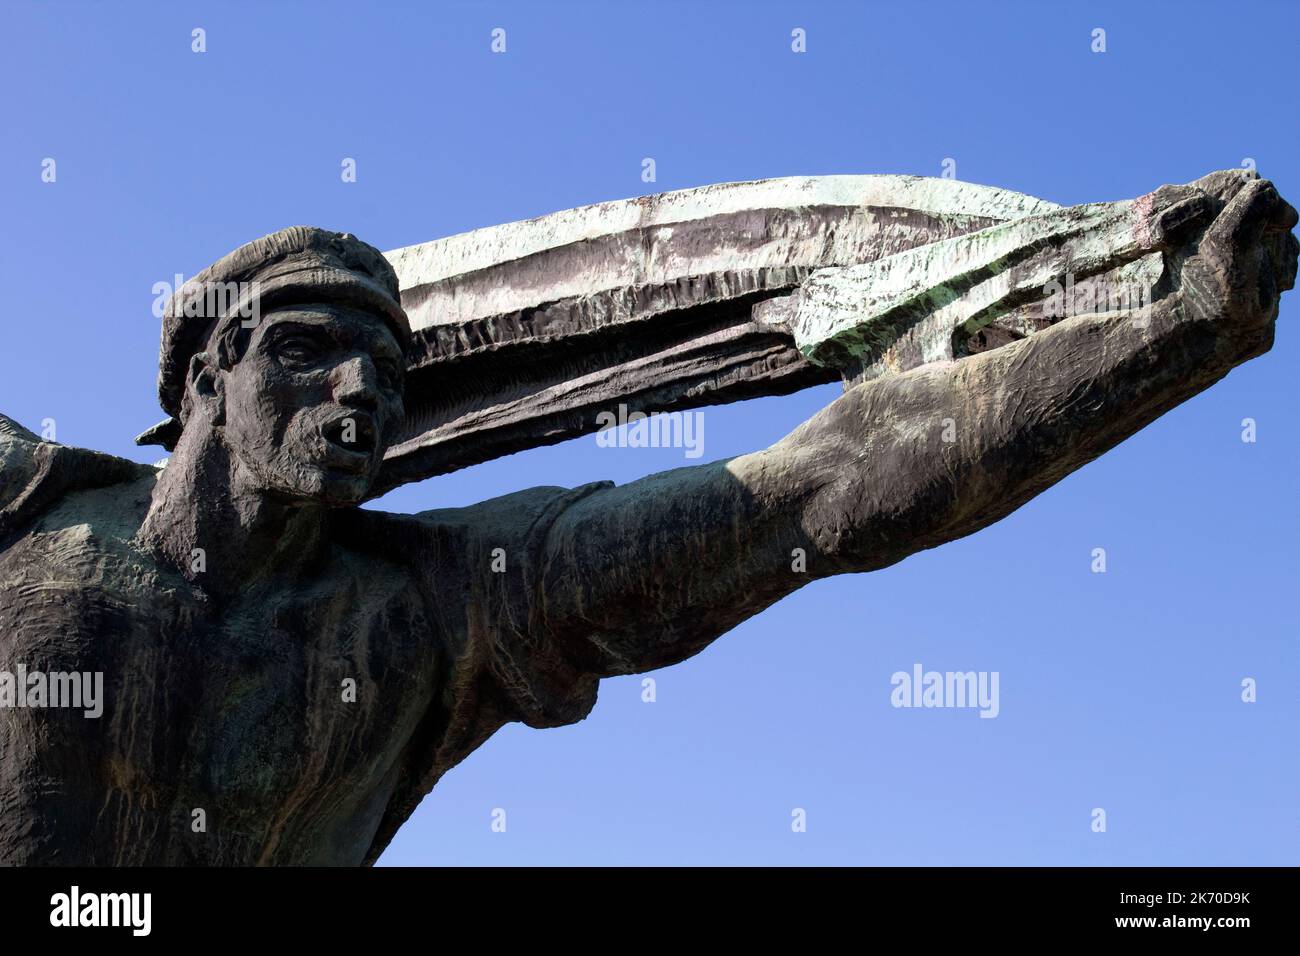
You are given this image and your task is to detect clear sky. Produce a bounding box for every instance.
[1,0,1295,865]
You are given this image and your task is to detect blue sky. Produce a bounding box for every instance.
[1,0,1295,865]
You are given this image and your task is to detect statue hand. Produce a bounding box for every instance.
[1163,171,1298,339]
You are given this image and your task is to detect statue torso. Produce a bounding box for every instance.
[0,474,442,865]
[0,425,603,866]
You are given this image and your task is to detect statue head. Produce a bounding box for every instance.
[141,227,412,506]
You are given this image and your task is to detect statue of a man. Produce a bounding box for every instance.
[0,172,1294,865]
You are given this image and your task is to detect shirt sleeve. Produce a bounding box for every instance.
[412,480,615,731]
[355,480,616,866]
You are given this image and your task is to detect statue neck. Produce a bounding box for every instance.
[138,424,329,599]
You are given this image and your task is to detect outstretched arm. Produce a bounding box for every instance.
[534,174,1298,678]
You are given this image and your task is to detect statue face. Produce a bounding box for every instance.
[218,303,405,506]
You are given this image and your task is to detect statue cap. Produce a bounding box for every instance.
[139,226,410,450]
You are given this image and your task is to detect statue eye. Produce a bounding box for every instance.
[276,335,322,364]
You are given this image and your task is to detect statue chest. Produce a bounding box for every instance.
[0,519,443,864]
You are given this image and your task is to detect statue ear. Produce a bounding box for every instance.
[187,351,225,426]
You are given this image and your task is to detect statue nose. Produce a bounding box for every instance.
[330,356,380,407]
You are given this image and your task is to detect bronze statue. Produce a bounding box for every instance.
[0,170,1294,864]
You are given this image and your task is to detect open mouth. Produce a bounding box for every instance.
[321,412,377,461]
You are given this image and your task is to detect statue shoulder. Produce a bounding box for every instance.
[0,412,157,537]
[333,479,614,576]
[412,481,615,539]
[343,479,611,537]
